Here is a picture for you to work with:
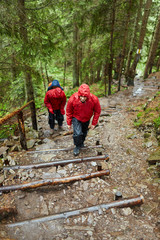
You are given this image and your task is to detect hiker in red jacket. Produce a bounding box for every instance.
[66,84,101,156]
[44,80,66,134]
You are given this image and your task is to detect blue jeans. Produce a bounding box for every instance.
[48,110,64,129]
[72,117,90,147]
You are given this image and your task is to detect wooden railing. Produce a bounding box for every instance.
[0,100,34,150]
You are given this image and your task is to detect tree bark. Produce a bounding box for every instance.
[144,14,160,78]
[17,0,37,130]
[63,58,67,88]
[103,61,108,97]
[125,0,143,78]
[108,0,116,95]
[130,0,152,75]
[73,17,79,87]
[118,0,133,91]
[17,111,27,150]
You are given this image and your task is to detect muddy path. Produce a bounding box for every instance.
[0,76,160,240]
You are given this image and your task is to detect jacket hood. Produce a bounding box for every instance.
[48,79,63,91]
[78,84,90,98]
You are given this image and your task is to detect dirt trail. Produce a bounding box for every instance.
[0,76,160,240]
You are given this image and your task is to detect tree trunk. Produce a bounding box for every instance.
[40,63,47,93]
[156,56,160,71]
[45,63,50,83]
[144,14,160,78]
[125,0,143,77]
[103,61,108,97]
[108,0,116,95]
[118,0,133,91]
[78,42,83,84]
[130,0,152,75]
[17,0,37,130]
[96,65,101,82]
[63,58,67,89]
[73,18,79,87]
[25,66,37,130]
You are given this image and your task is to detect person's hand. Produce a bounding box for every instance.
[90,125,95,130]
[68,125,72,130]
[49,108,54,114]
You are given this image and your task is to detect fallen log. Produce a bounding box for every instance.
[6,195,144,227]
[0,169,110,193]
[27,144,103,154]
[2,154,109,171]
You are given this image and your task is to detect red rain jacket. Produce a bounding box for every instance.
[44,88,66,115]
[66,84,101,126]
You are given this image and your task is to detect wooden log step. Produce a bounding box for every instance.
[27,145,103,154]
[6,195,144,227]
[2,154,109,171]
[0,169,110,193]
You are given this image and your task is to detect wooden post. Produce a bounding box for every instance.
[17,111,27,150]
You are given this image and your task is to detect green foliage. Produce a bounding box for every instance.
[144,108,153,114]
[65,87,79,99]
[0,124,17,139]
[137,112,143,118]
[154,117,160,129]
[134,119,143,127]
[0,0,159,116]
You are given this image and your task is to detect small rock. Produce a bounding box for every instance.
[0,175,5,184]
[86,195,98,205]
[27,139,36,149]
[9,169,15,175]
[120,207,132,216]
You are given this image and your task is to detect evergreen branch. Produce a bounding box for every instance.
[25,0,52,11]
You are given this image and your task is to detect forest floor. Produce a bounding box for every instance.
[0,74,160,240]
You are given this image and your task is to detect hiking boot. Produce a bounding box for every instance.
[58,126,64,131]
[50,129,54,135]
[73,146,80,156]
[79,143,85,148]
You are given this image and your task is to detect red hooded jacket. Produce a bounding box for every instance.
[44,88,66,115]
[66,84,101,126]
